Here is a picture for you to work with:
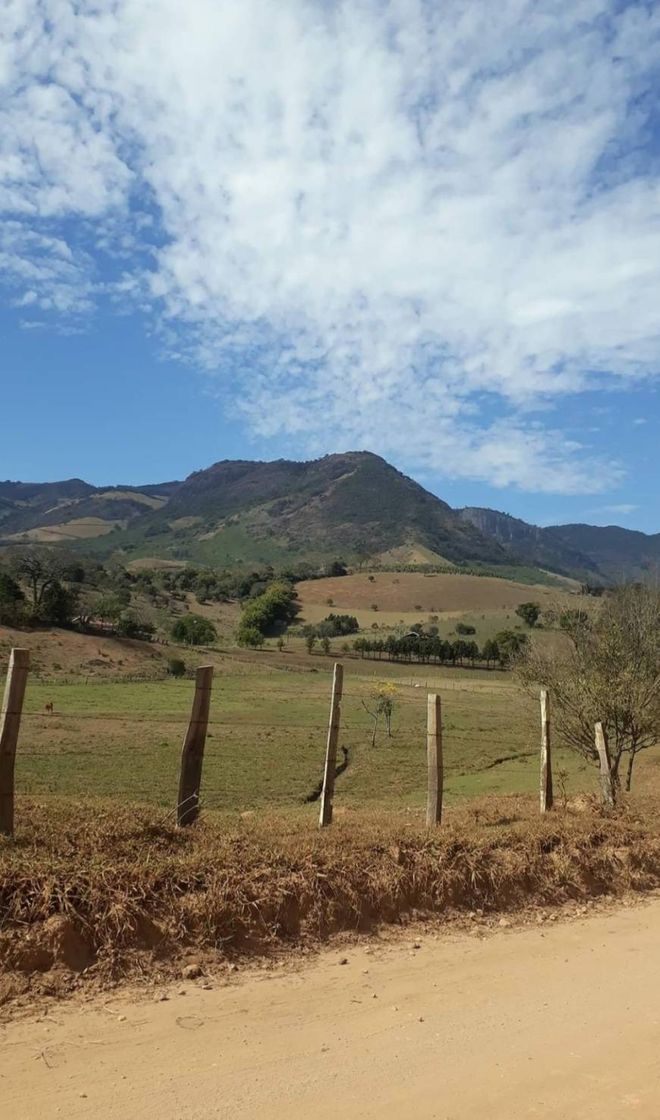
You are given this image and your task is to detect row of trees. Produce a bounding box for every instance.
[352,629,528,667]
[160,558,348,605]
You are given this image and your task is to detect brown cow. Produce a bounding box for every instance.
[45,702,54,715]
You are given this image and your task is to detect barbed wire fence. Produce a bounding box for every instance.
[1,646,608,839]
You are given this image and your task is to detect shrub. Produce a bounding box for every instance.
[515,602,541,628]
[118,613,156,641]
[171,614,217,646]
[236,580,298,646]
[168,658,186,678]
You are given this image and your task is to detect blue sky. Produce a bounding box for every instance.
[1,1,659,532]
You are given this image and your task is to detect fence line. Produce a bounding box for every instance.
[0,644,618,837]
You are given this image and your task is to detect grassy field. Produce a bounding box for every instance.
[296,571,575,613]
[0,568,595,818]
[10,651,594,812]
[294,571,578,645]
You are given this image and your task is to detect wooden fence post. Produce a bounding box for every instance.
[595,721,615,807]
[426,693,443,827]
[177,665,213,826]
[539,689,553,813]
[319,663,343,828]
[0,648,30,837]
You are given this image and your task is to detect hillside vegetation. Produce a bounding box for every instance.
[2,452,657,581]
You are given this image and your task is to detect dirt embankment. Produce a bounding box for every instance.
[2,796,660,1008]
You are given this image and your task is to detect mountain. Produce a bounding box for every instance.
[0,478,178,542]
[0,453,656,582]
[458,508,660,583]
[119,453,511,568]
[541,523,660,583]
[457,508,601,580]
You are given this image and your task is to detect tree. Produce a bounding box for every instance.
[276,636,285,652]
[95,594,124,626]
[494,629,528,666]
[168,657,186,678]
[117,613,155,640]
[238,625,264,649]
[325,560,348,577]
[0,571,25,624]
[305,633,317,654]
[236,580,298,645]
[517,584,660,798]
[40,581,78,626]
[321,635,331,655]
[516,602,541,628]
[362,683,398,746]
[12,548,65,610]
[456,621,476,635]
[0,571,23,603]
[171,614,217,646]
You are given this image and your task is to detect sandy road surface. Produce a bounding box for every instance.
[2,900,660,1120]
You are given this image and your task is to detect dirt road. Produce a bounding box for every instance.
[2,900,660,1119]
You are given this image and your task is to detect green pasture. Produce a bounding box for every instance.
[8,655,593,812]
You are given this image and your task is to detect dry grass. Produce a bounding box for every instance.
[2,794,660,1002]
[0,625,171,680]
[8,517,122,542]
[296,572,574,615]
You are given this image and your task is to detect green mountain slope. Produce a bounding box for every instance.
[115,453,511,567]
[1,454,656,582]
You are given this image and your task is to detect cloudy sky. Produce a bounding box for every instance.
[1,0,659,529]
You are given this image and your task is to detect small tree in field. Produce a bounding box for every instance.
[362,682,398,746]
[168,657,186,678]
[321,635,331,655]
[276,636,285,652]
[516,602,541,627]
[238,625,263,649]
[305,633,316,654]
[517,584,660,799]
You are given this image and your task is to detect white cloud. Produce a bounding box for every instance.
[588,503,639,516]
[2,0,660,492]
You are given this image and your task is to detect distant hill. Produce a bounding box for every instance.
[0,453,656,582]
[458,507,660,583]
[0,478,179,542]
